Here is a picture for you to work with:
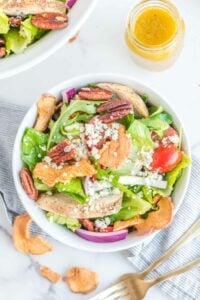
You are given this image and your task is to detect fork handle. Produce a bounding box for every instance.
[141,217,200,278]
[149,257,200,286]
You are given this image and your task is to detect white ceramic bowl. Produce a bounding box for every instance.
[0,0,97,79]
[13,73,191,252]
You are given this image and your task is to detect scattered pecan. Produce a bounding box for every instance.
[98,109,132,123]
[31,12,68,30]
[48,140,76,164]
[20,168,38,200]
[78,87,112,100]
[0,47,6,58]
[97,99,132,113]
[9,16,22,27]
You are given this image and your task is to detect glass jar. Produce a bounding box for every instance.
[125,0,185,71]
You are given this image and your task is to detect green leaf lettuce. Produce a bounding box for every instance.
[21,128,48,171]
[46,212,81,232]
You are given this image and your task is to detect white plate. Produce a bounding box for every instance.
[13,73,191,252]
[0,0,97,79]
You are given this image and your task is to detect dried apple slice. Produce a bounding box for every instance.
[98,125,131,169]
[33,159,96,187]
[114,197,173,234]
[34,93,57,132]
[40,266,61,283]
[13,214,52,255]
[64,267,99,294]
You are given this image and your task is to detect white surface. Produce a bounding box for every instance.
[0,0,200,299]
[12,73,191,253]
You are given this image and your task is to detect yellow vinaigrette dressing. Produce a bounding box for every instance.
[125,0,185,70]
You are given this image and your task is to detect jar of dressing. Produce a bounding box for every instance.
[125,0,185,71]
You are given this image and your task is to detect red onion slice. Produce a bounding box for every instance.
[67,0,77,9]
[61,88,76,103]
[76,228,128,243]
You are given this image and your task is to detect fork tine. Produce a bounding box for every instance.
[105,287,130,300]
[89,280,127,300]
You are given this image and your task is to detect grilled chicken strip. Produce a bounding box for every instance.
[37,193,123,219]
[0,0,66,16]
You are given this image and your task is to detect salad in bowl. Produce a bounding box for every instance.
[17,78,191,245]
[0,0,76,58]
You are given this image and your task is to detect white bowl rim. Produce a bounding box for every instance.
[0,0,98,79]
[12,73,192,252]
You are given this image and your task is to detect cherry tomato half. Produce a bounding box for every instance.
[151,144,182,173]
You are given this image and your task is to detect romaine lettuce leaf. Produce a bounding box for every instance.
[46,212,81,231]
[0,10,9,34]
[118,113,134,129]
[157,112,173,125]
[165,153,191,195]
[5,29,29,54]
[141,106,172,137]
[127,120,154,150]
[34,179,52,192]
[114,194,152,221]
[21,128,48,171]
[47,100,101,150]
[56,178,87,203]
[20,16,42,43]
[153,154,191,196]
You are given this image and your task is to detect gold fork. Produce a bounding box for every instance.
[90,217,200,300]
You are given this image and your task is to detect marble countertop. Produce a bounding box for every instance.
[0,0,200,299]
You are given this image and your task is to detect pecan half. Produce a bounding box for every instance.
[31,12,68,30]
[48,140,76,164]
[0,37,5,47]
[20,168,38,201]
[78,87,112,101]
[9,16,22,27]
[98,109,132,123]
[0,47,6,58]
[97,99,132,113]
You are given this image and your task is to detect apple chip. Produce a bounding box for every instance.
[13,214,53,255]
[114,197,173,234]
[34,93,57,132]
[64,267,99,294]
[99,124,131,169]
[40,266,61,283]
[33,159,96,187]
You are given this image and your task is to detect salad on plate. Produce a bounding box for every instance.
[20,82,191,243]
[0,0,76,58]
